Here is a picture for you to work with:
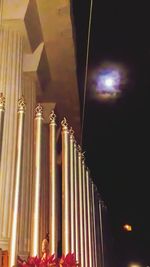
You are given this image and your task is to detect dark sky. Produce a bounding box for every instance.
[73,1,150,266]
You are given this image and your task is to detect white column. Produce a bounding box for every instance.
[74,141,80,263]
[9,97,26,267]
[86,169,93,267]
[0,27,23,250]
[69,128,75,253]
[78,146,85,267]
[61,118,70,255]
[91,183,98,267]
[98,199,105,267]
[18,75,36,257]
[40,122,49,245]
[30,104,43,256]
[49,111,58,256]
[82,157,89,267]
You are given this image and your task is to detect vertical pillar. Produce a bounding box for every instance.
[69,128,75,253]
[91,182,98,267]
[49,110,58,256]
[0,28,23,250]
[89,179,95,267]
[18,75,36,256]
[82,156,89,267]
[61,118,70,255]
[30,104,43,256]
[40,122,49,246]
[78,146,85,267]
[95,189,101,266]
[74,141,80,263]
[0,93,5,162]
[9,97,26,267]
[98,199,104,267]
[86,169,93,267]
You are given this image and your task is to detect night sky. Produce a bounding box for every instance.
[73,1,150,266]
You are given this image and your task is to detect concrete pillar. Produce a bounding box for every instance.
[0,27,23,250]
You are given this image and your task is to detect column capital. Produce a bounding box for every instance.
[61,117,68,131]
[82,152,86,163]
[69,127,74,140]
[18,96,26,112]
[35,103,43,118]
[49,110,56,125]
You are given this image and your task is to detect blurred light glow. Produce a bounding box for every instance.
[97,69,121,94]
[128,263,142,267]
[89,61,128,102]
[104,77,114,87]
[123,224,132,232]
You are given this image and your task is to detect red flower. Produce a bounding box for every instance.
[27,256,41,266]
[59,253,79,267]
[41,254,58,266]
[17,253,79,267]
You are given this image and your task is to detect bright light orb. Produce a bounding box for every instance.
[97,69,121,94]
[89,61,128,102]
[123,224,132,232]
[104,77,114,88]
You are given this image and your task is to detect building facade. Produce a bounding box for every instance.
[0,1,109,267]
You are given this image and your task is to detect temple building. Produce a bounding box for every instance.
[0,1,111,267]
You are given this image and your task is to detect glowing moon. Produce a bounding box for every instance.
[97,69,121,94]
[104,77,114,88]
[89,61,128,101]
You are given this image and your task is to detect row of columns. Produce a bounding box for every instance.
[0,28,39,259]
[61,116,105,267]
[0,97,105,267]
[11,105,104,266]
[0,24,45,259]
[22,107,105,267]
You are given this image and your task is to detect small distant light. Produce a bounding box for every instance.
[128,263,141,267]
[123,224,132,232]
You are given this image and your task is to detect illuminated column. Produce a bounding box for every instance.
[0,28,23,250]
[86,169,93,267]
[89,179,95,267]
[82,156,89,267]
[18,75,36,256]
[92,182,98,267]
[78,146,85,267]
[49,110,58,255]
[31,104,43,256]
[61,118,70,255]
[98,199,104,267]
[40,122,49,245]
[95,189,101,266]
[74,141,80,263]
[9,97,26,267]
[0,93,5,162]
[69,128,75,253]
